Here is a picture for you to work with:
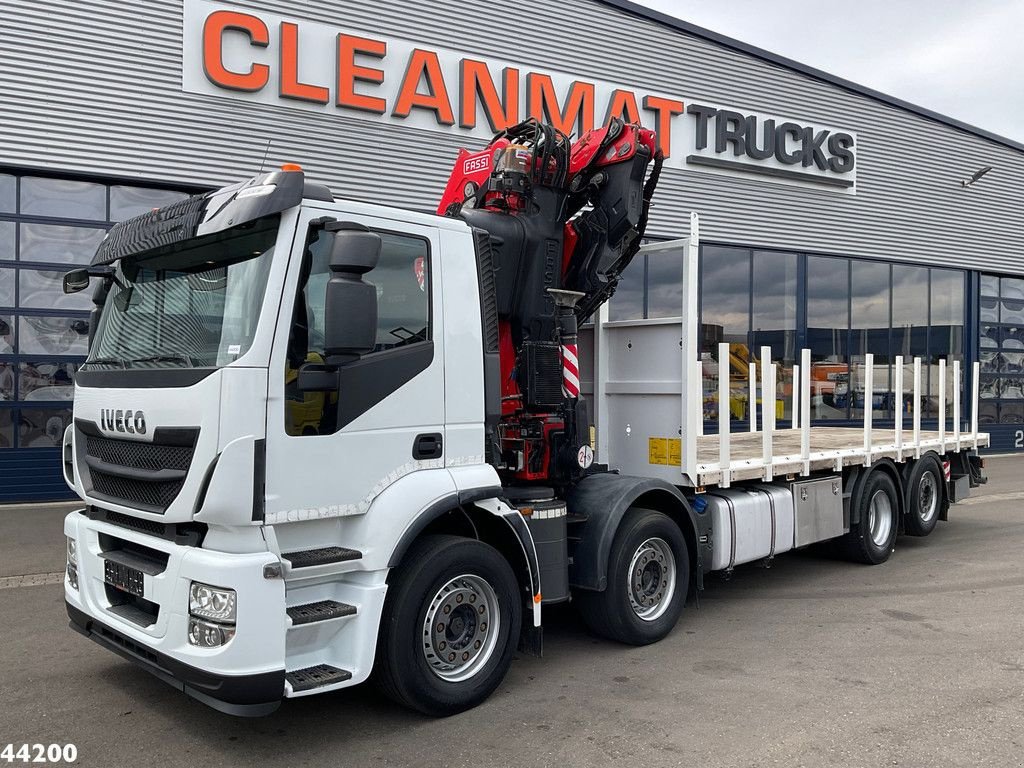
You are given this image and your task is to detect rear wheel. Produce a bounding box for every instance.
[904,456,943,537]
[842,470,899,564]
[374,535,521,716]
[576,508,690,645]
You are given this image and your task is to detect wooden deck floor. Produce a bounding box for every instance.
[693,427,989,485]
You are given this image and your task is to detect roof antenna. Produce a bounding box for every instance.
[258,138,273,173]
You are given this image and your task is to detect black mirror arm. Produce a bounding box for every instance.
[296,362,340,392]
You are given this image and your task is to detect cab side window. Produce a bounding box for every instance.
[285,227,431,436]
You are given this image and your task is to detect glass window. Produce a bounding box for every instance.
[807,256,849,420]
[700,246,750,422]
[18,316,89,356]
[19,269,93,311]
[0,267,14,307]
[109,186,189,222]
[21,177,106,221]
[0,313,13,353]
[0,221,14,261]
[646,251,683,319]
[980,274,1000,297]
[0,174,14,213]
[0,408,12,448]
[891,266,928,418]
[19,223,106,265]
[18,361,75,402]
[851,260,891,419]
[607,255,644,321]
[752,251,797,421]
[930,269,964,422]
[0,363,13,401]
[17,406,72,448]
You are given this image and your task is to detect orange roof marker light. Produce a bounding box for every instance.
[281,163,303,172]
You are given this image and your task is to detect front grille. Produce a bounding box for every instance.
[102,509,168,537]
[79,426,199,514]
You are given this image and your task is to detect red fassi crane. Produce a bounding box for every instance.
[438,118,664,488]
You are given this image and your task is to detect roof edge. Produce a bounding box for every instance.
[599,0,1024,155]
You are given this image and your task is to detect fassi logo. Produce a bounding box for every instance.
[100,409,147,436]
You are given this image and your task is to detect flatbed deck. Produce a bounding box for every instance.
[693,427,990,486]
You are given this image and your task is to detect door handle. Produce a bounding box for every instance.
[413,433,443,460]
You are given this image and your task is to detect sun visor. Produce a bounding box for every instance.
[90,169,306,266]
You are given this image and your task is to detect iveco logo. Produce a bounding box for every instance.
[100,409,147,435]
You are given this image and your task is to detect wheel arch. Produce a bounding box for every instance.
[566,473,710,594]
[848,458,905,528]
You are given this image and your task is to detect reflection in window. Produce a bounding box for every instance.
[19,362,76,402]
[0,268,14,307]
[18,316,89,356]
[0,408,12,448]
[0,363,13,400]
[892,266,928,419]
[0,174,14,214]
[701,246,750,422]
[110,186,189,222]
[979,273,1020,425]
[21,177,106,221]
[646,251,683,319]
[850,261,891,419]
[752,251,797,421]
[807,256,849,420]
[930,269,964,422]
[0,313,13,353]
[607,255,644,321]
[19,269,93,311]
[0,221,14,261]
[19,224,107,265]
[17,406,72,448]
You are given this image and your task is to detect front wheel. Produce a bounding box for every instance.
[576,508,690,645]
[374,535,522,716]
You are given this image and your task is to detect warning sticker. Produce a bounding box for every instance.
[648,437,682,466]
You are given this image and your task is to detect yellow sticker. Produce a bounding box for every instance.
[648,437,681,466]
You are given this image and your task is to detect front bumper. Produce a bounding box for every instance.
[65,509,287,716]
[67,602,284,716]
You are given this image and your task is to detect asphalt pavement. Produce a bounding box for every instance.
[1,459,1022,768]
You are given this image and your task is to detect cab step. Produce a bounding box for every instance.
[286,664,352,692]
[282,547,362,569]
[287,600,357,626]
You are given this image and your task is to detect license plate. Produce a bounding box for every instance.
[104,560,144,597]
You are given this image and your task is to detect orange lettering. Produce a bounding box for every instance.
[605,89,641,125]
[643,95,685,157]
[393,49,455,126]
[202,10,269,92]
[528,75,595,136]
[280,22,328,104]
[337,34,387,114]
[460,60,519,131]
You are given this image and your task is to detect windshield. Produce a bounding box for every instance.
[84,215,280,370]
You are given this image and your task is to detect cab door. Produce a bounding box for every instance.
[263,208,445,522]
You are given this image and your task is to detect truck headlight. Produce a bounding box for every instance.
[66,536,77,565]
[188,618,236,648]
[189,582,237,623]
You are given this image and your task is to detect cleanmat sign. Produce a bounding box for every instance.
[182,0,857,191]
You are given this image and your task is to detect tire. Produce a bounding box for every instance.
[576,508,690,645]
[374,535,521,716]
[842,470,900,564]
[904,455,943,537]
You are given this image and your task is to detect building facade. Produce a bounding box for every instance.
[0,0,1022,501]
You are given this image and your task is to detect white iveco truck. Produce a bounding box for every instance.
[62,125,987,717]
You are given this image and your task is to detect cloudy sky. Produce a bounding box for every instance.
[635,0,1024,143]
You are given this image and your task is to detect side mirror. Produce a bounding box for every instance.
[323,224,381,364]
[63,268,91,294]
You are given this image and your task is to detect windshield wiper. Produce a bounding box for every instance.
[84,357,127,369]
[128,353,195,367]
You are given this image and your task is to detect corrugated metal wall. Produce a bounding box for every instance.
[0,0,1022,272]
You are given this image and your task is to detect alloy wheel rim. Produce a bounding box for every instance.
[919,472,939,523]
[868,489,893,547]
[627,537,676,621]
[422,574,500,683]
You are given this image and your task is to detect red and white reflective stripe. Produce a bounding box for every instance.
[562,343,580,398]
[942,460,951,481]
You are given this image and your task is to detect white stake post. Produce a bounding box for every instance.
[761,346,773,481]
[791,363,800,431]
[953,360,961,451]
[801,348,811,475]
[749,362,757,433]
[863,354,874,463]
[718,343,731,488]
[938,359,946,453]
[894,355,904,460]
[972,361,980,450]
[917,360,925,460]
